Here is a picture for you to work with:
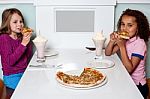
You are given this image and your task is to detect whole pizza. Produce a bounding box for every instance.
[56,68,106,88]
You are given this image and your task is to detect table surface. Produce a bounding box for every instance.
[11,49,144,99]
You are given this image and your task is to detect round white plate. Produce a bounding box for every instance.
[56,69,107,90]
[57,77,107,90]
[88,59,115,69]
[35,50,59,57]
[44,50,59,57]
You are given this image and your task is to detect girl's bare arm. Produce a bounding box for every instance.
[105,40,119,55]
[117,40,140,74]
[105,32,119,56]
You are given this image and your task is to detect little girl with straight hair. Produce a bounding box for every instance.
[0,8,33,97]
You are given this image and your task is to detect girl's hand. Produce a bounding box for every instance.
[110,32,119,43]
[115,37,126,48]
[105,32,120,56]
[110,32,127,48]
[21,32,32,46]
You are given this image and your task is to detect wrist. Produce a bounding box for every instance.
[21,42,27,46]
[119,46,125,50]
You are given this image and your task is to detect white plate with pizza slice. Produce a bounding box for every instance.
[88,59,115,69]
[56,68,107,90]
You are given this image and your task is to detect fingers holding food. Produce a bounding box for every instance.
[110,32,120,42]
[21,27,33,46]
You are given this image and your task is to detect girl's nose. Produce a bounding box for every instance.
[17,22,21,26]
[17,22,23,27]
[122,26,127,32]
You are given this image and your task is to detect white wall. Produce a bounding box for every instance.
[117,0,150,3]
[36,0,116,49]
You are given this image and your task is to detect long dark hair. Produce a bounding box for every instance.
[0,8,25,38]
[117,9,150,42]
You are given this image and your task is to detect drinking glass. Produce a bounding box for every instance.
[33,38,47,63]
[92,38,106,60]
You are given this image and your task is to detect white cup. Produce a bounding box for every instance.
[33,40,47,62]
[93,38,106,58]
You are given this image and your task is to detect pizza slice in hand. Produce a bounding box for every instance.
[118,31,130,39]
[22,27,33,35]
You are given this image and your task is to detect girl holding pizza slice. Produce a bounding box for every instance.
[105,9,150,99]
[0,8,33,97]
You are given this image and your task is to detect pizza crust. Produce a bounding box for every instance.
[119,35,130,39]
[22,27,33,35]
[56,68,106,88]
[56,74,106,88]
[118,31,130,39]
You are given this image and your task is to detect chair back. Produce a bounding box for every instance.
[0,79,7,99]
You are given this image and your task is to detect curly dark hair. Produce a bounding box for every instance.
[117,9,150,42]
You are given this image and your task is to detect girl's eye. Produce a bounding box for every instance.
[13,21,17,23]
[121,23,125,26]
[20,21,23,23]
[128,25,132,27]
[13,20,23,24]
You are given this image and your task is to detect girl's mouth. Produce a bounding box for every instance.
[17,28,21,31]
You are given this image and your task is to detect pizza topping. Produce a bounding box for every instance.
[22,27,33,34]
[118,31,130,39]
[56,72,80,84]
[56,68,104,85]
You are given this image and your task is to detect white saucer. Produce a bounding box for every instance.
[44,50,59,57]
[35,50,59,57]
[88,59,115,69]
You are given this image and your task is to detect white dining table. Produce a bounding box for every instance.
[11,48,144,99]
